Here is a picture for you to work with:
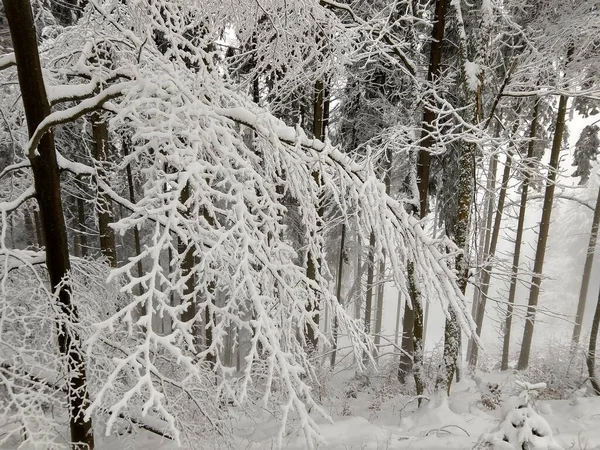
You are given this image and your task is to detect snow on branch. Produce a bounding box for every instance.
[26,81,137,158]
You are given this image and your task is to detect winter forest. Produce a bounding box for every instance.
[1,0,600,449]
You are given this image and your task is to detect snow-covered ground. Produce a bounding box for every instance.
[96,369,600,450]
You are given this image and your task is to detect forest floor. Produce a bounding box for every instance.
[103,366,600,450]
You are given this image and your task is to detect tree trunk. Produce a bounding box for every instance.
[374,256,386,351]
[400,0,448,392]
[123,140,143,297]
[178,183,199,351]
[374,150,392,352]
[330,222,346,367]
[517,92,570,370]
[467,152,497,362]
[364,232,376,336]
[306,79,326,351]
[92,116,117,267]
[501,99,540,370]
[437,140,475,394]
[355,231,362,321]
[3,1,95,447]
[573,184,600,346]
[468,152,511,368]
[588,282,600,395]
[394,290,402,346]
[76,192,88,258]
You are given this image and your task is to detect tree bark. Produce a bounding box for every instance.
[92,116,117,267]
[572,184,600,346]
[467,151,511,368]
[178,183,200,351]
[76,192,88,258]
[517,92,570,370]
[123,140,143,296]
[588,282,600,395]
[399,0,447,393]
[364,232,376,336]
[330,222,346,367]
[501,99,540,370]
[469,154,497,339]
[3,1,95,447]
[306,79,326,351]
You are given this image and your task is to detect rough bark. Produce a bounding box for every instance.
[306,79,325,351]
[501,99,540,370]
[517,92,570,370]
[364,232,376,336]
[123,140,143,297]
[178,183,200,352]
[394,290,402,346]
[588,283,600,395]
[3,0,95,447]
[468,152,511,368]
[374,151,391,351]
[330,222,346,367]
[572,184,600,346]
[76,192,88,258]
[399,0,447,391]
[92,116,117,267]
[469,154,497,338]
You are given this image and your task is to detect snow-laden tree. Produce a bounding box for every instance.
[0,0,479,448]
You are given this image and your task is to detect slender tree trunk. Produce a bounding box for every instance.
[76,193,88,258]
[24,205,36,247]
[92,116,117,267]
[123,140,143,296]
[364,232,376,336]
[34,209,44,247]
[398,294,415,383]
[3,1,95,447]
[355,231,363,321]
[588,283,600,395]
[331,223,346,367]
[517,93,570,370]
[501,99,540,370]
[467,153,497,359]
[374,151,391,351]
[468,152,511,367]
[306,79,326,351]
[573,185,600,346]
[394,290,402,346]
[400,0,448,393]
[374,256,386,351]
[178,183,199,351]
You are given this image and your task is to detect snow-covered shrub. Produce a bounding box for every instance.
[476,380,561,450]
[522,337,589,400]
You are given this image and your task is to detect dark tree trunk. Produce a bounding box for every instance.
[123,140,143,297]
[306,79,326,351]
[517,92,570,370]
[330,222,346,367]
[502,99,540,370]
[92,116,117,267]
[400,0,447,393]
[573,184,600,346]
[364,232,376,337]
[76,192,88,258]
[467,151,512,368]
[588,283,600,395]
[178,183,199,351]
[3,1,95,447]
